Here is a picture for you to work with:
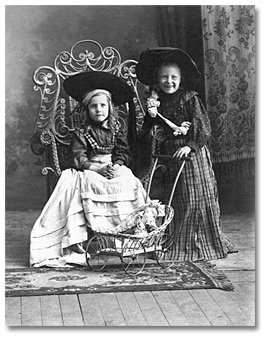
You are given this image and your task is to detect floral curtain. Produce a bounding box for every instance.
[201,5,255,164]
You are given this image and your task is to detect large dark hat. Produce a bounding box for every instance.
[136,47,201,88]
[63,71,134,106]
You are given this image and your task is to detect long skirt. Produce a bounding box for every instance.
[164,139,237,261]
[30,167,148,267]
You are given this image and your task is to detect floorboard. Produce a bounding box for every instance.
[97,292,126,326]
[21,296,42,326]
[134,291,169,326]
[59,294,84,326]
[235,281,256,301]
[228,286,256,323]
[189,289,233,326]
[208,289,255,326]
[40,295,63,326]
[115,292,148,326]
[171,291,211,326]
[5,297,21,327]
[78,293,105,326]
[152,291,190,326]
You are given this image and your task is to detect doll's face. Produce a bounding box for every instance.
[87,94,109,123]
[158,63,181,95]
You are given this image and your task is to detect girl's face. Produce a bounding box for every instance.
[87,94,109,123]
[158,64,181,94]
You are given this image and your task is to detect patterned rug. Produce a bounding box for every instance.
[5,261,233,297]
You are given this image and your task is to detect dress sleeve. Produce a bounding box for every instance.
[71,129,92,170]
[185,95,212,153]
[141,111,156,133]
[112,127,132,166]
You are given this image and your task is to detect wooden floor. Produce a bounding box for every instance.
[5,209,255,327]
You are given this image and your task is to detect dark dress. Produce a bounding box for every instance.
[71,119,131,170]
[142,88,237,261]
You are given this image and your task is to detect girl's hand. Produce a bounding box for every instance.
[173,146,191,161]
[98,164,115,179]
[148,106,158,118]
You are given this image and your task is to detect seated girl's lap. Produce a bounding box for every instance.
[114,165,133,177]
[82,166,133,180]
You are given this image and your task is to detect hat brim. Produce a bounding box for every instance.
[136,47,201,88]
[63,71,134,106]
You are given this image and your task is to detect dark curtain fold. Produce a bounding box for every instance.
[156,5,205,105]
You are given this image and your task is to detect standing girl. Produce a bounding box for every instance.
[136,47,237,261]
[30,71,148,267]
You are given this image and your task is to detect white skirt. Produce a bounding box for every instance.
[30,167,148,267]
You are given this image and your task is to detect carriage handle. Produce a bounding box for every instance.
[146,154,191,207]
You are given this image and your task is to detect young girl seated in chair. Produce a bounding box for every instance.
[30,71,148,267]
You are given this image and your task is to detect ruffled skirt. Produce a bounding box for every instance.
[30,167,148,267]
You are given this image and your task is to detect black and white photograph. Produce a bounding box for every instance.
[4,2,259,331]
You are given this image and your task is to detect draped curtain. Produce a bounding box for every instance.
[201,5,255,164]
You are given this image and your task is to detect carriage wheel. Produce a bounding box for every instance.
[85,235,109,271]
[155,233,176,269]
[121,239,146,276]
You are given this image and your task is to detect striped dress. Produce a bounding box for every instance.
[142,88,237,261]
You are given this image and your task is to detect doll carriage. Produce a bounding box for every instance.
[84,153,188,276]
[84,200,174,276]
[31,40,188,276]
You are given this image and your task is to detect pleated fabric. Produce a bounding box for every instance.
[30,167,148,267]
[164,139,237,261]
[80,167,148,232]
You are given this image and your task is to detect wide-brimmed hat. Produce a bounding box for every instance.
[63,71,134,106]
[136,47,201,88]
